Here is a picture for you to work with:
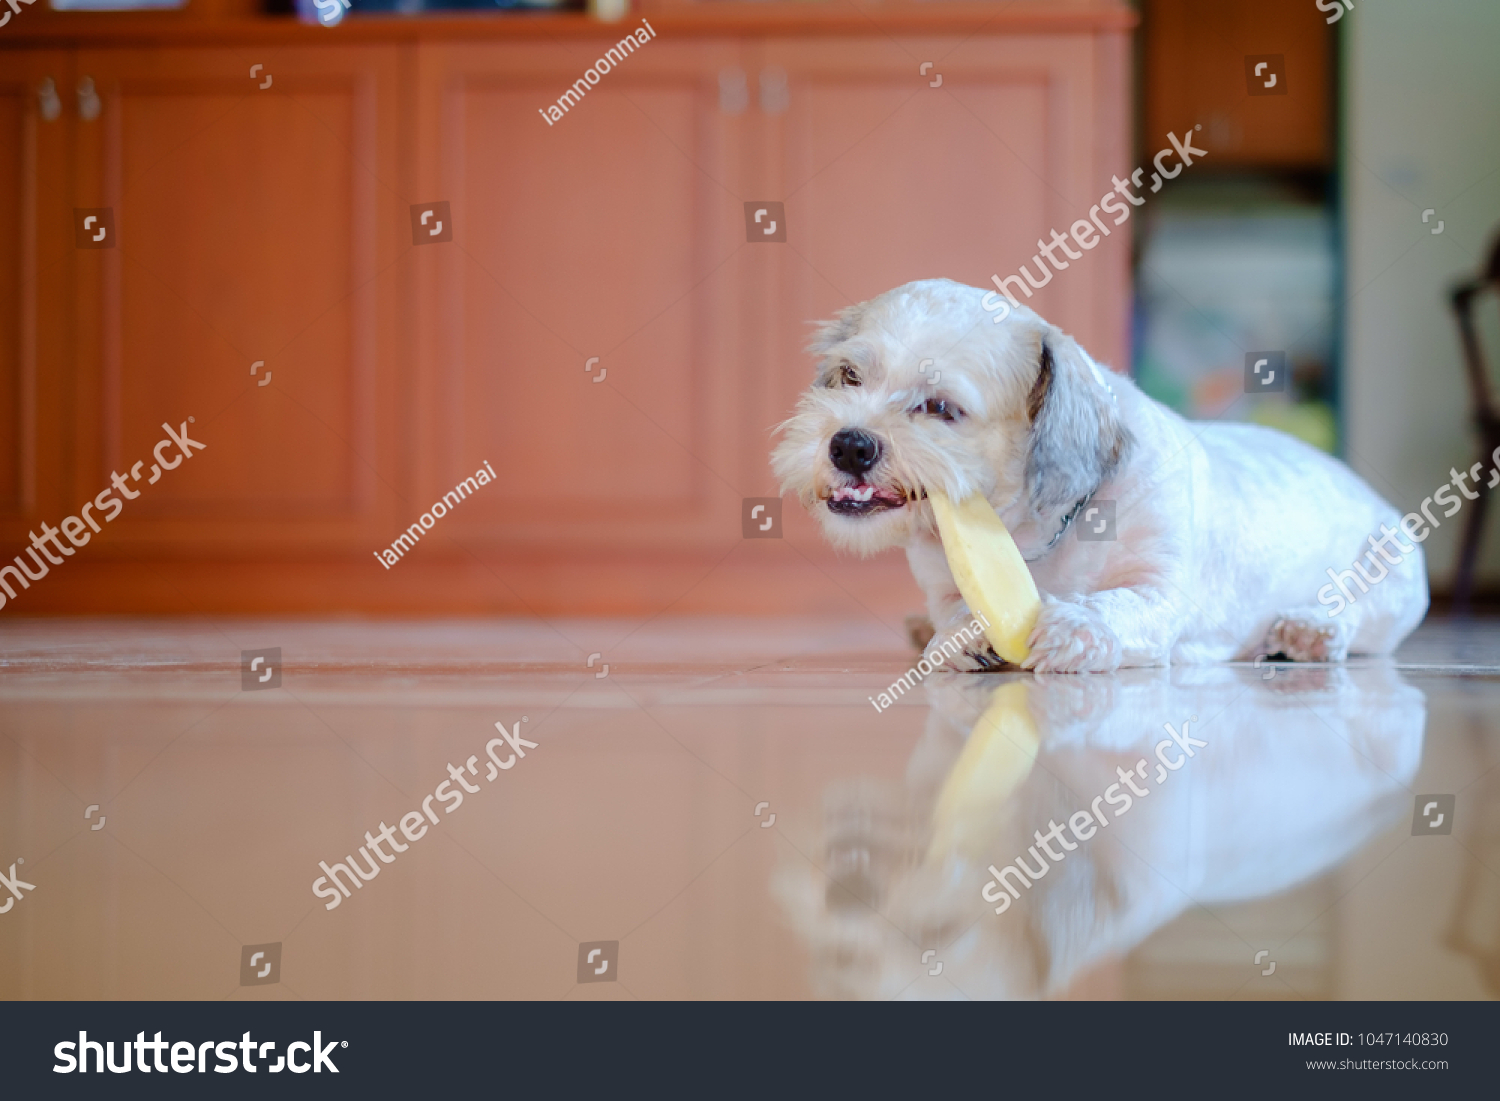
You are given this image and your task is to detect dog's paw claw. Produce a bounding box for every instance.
[923,610,1005,672]
[971,647,1004,670]
[1022,600,1122,673]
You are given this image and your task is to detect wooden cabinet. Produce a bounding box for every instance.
[0,4,1132,617]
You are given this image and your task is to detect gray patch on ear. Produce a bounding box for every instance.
[1025,332,1133,512]
[807,304,866,356]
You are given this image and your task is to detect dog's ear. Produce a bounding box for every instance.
[1024,328,1132,512]
[807,304,866,357]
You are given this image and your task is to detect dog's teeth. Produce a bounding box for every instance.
[830,484,899,505]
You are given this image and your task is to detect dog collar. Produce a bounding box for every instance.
[1025,491,1094,562]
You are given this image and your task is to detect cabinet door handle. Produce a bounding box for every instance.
[38,77,62,122]
[77,76,101,121]
[718,68,748,115]
[759,67,788,115]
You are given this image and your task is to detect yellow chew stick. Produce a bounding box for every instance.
[928,490,1042,664]
[927,682,1039,859]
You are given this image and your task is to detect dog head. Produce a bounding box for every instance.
[771,278,1131,556]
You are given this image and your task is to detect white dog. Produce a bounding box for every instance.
[772,279,1428,672]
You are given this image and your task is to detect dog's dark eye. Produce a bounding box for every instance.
[917,398,959,422]
[838,364,861,387]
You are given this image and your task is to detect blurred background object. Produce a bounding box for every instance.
[1134,183,1337,451]
[1136,0,1337,451]
[1446,228,1500,612]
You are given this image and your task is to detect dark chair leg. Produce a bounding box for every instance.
[1453,473,1490,616]
[1448,282,1500,614]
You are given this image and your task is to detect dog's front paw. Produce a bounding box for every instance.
[1022,598,1121,673]
[1264,609,1353,663]
[923,609,1005,672]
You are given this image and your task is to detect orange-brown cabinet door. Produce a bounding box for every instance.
[0,52,73,567]
[759,30,1132,434]
[65,45,404,566]
[409,37,753,555]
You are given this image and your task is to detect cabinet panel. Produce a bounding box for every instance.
[417,40,745,548]
[458,84,701,516]
[70,46,401,547]
[784,73,1053,309]
[0,80,28,517]
[0,51,72,536]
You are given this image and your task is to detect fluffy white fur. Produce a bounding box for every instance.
[772,279,1428,672]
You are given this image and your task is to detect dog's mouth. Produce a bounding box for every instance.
[824,482,919,517]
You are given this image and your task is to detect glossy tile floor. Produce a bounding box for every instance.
[1,615,1498,1001]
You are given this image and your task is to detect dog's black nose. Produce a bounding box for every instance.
[829,428,881,475]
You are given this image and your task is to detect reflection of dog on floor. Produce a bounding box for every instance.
[772,279,1428,672]
[772,667,1423,999]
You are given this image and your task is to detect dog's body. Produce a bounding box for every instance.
[773,279,1427,672]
